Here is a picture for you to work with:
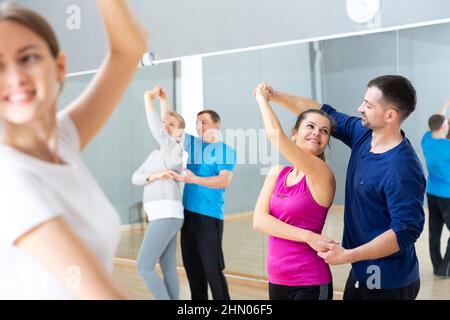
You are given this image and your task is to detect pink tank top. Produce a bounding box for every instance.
[268,166,332,286]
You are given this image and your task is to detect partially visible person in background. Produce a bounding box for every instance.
[132,86,185,299]
[447,118,450,140]
[0,0,148,299]
[172,109,236,300]
[421,99,450,278]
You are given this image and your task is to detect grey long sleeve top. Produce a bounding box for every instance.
[132,110,184,203]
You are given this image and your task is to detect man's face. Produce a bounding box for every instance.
[357,86,389,130]
[196,113,219,142]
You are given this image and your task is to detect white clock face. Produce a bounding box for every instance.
[346,0,380,24]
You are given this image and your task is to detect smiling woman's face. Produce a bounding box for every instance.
[292,112,331,156]
[0,20,65,125]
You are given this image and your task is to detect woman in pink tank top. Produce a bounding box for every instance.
[253,83,338,300]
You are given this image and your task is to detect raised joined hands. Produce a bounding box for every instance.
[144,86,168,102]
[253,82,274,103]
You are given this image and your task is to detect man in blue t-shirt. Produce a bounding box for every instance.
[261,75,425,300]
[173,109,236,300]
[421,100,450,278]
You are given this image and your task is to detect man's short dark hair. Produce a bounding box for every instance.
[197,110,221,124]
[428,114,446,132]
[367,75,417,122]
[447,119,450,139]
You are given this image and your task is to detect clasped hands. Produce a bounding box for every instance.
[144,86,168,102]
[148,169,197,184]
[308,232,351,266]
[252,82,274,103]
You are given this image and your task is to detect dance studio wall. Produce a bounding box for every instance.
[58,22,450,224]
[202,22,450,209]
[58,64,177,225]
[17,0,450,223]
[14,0,450,73]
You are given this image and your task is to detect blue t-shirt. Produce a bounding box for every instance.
[182,133,236,220]
[322,104,425,289]
[421,131,450,198]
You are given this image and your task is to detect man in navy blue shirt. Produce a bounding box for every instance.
[260,75,425,300]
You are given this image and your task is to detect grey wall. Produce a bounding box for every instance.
[321,31,399,203]
[203,44,313,214]
[202,22,450,210]
[59,43,315,223]
[321,22,450,203]
[14,0,450,73]
[58,64,176,225]
[55,21,450,224]
[14,0,107,74]
[139,0,450,62]
[399,22,450,169]
[41,7,450,224]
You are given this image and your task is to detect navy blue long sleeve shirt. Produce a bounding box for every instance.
[322,104,425,289]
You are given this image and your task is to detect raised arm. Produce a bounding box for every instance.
[67,0,149,150]
[253,84,335,206]
[438,98,450,115]
[144,89,171,146]
[144,89,158,113]
[16,217,126,299]
[144,86,171,119]
[157,87,171,119]
[257,82,321,115]
[253,166,334,252]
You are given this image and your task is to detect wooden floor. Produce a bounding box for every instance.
[114,207,450,300]
[113,258,270,300]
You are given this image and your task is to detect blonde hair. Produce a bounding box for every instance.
[165,111,185,129]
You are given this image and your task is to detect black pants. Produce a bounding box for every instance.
[269,282,333,300]
[427,194,450,277]
[180,209,230,300]
[343,270,420,300]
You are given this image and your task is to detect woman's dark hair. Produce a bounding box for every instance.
[0,2,60,59]
[292,109,335,161]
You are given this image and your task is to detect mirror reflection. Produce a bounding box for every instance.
[36,19,450,300]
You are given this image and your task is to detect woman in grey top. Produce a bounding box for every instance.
[132,86,185,300]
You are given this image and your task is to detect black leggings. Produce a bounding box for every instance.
[269,282,333,300]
